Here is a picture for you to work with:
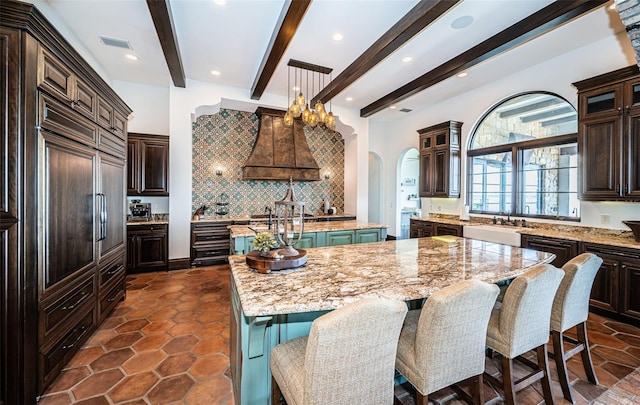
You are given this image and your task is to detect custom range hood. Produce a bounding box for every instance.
[242,107,320,181]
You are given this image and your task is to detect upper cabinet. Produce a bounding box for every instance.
[128,133,170,196]
[418,121,462,198]
[573,66,640,201]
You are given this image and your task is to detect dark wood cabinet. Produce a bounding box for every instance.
[573,66,640,201]
[1,3,132,402]
[521,234,579,268]
[581,242,640,325]
[127,224,169,272]
[409,219,462,238]
[417,121,462,198]
[127,133,169,196]
[191,221,234,266]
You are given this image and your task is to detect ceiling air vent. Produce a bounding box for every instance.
[99,36,132,49]
[399,108,412,113]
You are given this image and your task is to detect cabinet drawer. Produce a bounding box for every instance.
[98,127,126,157]
[40,276,95,340]
[39,93,97,147]
[192,229,231,244]
[192,243,230,259]
[39,308,95,391]
[99,276,126,321]
[99,254,125,287]
[127,223,168,235]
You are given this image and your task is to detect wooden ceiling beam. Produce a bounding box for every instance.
[360,0,608,118]
[250,0,312,100]
[147,0,186,88]
[310,0,460,106]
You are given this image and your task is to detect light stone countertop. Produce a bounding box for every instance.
[412,215,639,250]
[229,236,555,317]
[228,220,388,238]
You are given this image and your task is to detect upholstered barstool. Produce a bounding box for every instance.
[270,298,407,405]
[395,279,500,405]
[485,263,563,405]
[551,253,603,403]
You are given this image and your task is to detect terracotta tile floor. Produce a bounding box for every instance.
[39,265,640,405]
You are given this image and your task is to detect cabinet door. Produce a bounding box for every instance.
[578,83,622,120]
[71,77,97,121]
[588,256,618,315]
[40,131,96,295]
[579,115,622,200]
[355,229,380,244]
[433,149,449,196]
[137,230,168,269]
[520,235,579,268]
[98,153,126,261]
[326,231,355,246]
[127,139,139,194]
[419,151,433,197]
[620,261,640,321]
[140,139,169,195]
[625,108,640,198]
[37,46,73,102]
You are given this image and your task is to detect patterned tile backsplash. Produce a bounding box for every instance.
[192,109,345,217]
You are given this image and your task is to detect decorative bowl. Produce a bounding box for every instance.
[622,221,640,242]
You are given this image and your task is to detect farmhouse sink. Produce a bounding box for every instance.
[462,224,522,247]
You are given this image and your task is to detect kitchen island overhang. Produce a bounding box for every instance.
[228,236,556,405]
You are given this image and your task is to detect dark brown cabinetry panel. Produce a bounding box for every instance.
[520,235,579,268]
[191,222,233,266]
[127,133,169,196]
[409,219,462,238]
[574,66,640,200]
[581,242,640,325]
[127,224,169,272]
[98,153,126,261]
[1,3,132,402]
[417,121,462,198]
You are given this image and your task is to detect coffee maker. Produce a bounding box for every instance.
[129,200,151,221]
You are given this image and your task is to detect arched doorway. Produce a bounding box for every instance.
[398,148,420,239]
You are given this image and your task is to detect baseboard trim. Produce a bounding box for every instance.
[169,258,191,270]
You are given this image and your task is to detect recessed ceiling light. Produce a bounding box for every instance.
[345,97,353,102]
[211,70,221,76]
[390,105,397,109]
[402,56,412,63]
[457,72,468,78]
[451,15,474,30]
[212,0,226,5]
[332,33,343,42]
[125,54,138,61]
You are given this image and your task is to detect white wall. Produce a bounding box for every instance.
[370,32,640,236]
[112,81,170,134]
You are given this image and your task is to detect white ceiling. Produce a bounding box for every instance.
[42,0,626,122]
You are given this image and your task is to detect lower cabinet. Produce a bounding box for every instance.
[127,224,168,273]
[326,230,355,246]
[191,221,234,266]
[581,242,640,325]
[521,234,579,268]
[409,219,462,238]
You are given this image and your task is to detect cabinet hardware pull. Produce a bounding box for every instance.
[621,265,627,270]
[72,99,79,106]
[62,325,87,350]
[106,265,123,276]
[107,289,123,303]
[530,238,566,247]
[61,291,89,311]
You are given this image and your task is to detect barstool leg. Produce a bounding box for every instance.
[272,376,283,405]
[577,322,599,385]
[416,391,428,405]
[552,331,575,403]
[537,344,555,405]
[501,356,517,405]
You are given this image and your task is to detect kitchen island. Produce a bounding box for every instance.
[228,219,388,255]
[228,236,555,405]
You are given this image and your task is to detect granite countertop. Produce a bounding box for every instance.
[192,212,356,224]
[127,219,169,225]
[229,236,555,317]
[228,220,388,238]
[413,215,639,250]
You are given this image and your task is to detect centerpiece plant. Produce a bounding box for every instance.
[253,232,278,255]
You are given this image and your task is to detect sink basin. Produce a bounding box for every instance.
[463,224,522,247]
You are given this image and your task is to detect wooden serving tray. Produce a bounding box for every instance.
[246,249,307,274]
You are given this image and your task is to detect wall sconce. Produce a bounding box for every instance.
[216,167,223,176]
[324,172,330,180]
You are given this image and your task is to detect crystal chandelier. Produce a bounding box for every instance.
[284,59,336,130]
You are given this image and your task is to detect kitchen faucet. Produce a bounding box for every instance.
[265,206,273,230]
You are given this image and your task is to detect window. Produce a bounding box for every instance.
[467,92,579,220]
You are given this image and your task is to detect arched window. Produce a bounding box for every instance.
[467,92,579,220]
